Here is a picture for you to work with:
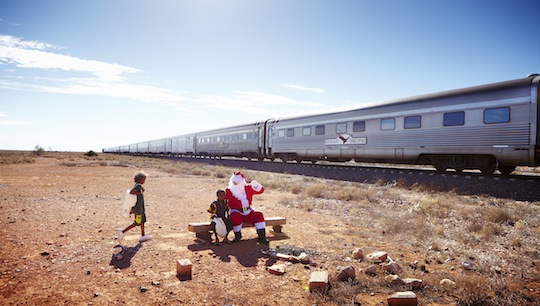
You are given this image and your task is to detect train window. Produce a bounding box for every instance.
[443,111,465,126]
[233,134,239,141]
[250,132,257,139]
[353,121,365,132]
[242,133,248,140]
[484,107,510,124]
[381,118,395,130]
[303,127,311,136]
[278,129,285,138]
[315,125,325,135]
[404,116,421,129]
[287,128,295,137]
[336,123,347,134]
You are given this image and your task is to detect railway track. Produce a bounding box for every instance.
[152,155,540,202]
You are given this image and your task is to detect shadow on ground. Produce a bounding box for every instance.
[187,233,289,267]
[109,243,143,269]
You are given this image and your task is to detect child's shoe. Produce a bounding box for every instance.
[117,229,124,241]
[139,235,153,242]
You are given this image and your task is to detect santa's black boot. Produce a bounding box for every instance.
[257,229,269,244]
[232,231,242,243]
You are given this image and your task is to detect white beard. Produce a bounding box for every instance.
[229,183,249,208]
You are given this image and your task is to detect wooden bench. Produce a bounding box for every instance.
[188,216,287,240]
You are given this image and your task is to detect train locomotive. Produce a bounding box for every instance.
[103,74,540,175]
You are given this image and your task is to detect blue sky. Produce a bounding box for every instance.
[1,0,539,152]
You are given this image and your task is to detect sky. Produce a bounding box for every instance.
[1,0,539,152]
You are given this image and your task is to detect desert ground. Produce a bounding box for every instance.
[1,151,539,305]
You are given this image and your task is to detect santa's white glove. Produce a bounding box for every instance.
[250,180,262,190]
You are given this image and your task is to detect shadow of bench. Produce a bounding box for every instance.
[188,216,287,240]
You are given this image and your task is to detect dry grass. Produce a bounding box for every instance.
[4,151,538,305]
[0,151,35,165]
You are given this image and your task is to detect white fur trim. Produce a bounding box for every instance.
[233,224,242,232]
[251,180,262,192]
[254,222,266,230]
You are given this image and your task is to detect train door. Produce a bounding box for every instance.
[395,148,404,159]
[188,136,196,155]
[258,124,264,160]
[264,120,274,159]
[534,77,540,166]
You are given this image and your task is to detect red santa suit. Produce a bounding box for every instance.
[225,172,269,243]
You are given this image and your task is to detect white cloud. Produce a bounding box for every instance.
[196,91,325,116]
[0,119,29,125]
[282,83,325,94]
[0,35,138,82]
[0,112,30,125]
[0,35,185,104]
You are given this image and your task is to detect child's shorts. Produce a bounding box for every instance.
[133,213,146,225]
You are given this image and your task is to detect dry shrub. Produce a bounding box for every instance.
[395,178,409,188]
[60,162,80,167]
[485,207,513,224]
[321,279,362,305]
[374,178,386,186]
[384,212,432,241]
[454,274,493,305]
[454,273,530,305]
[434,224,445,236]
[278,196,295,207]
[213,172,227,178]
[468,222,483,233]
[418,196,451,218]
[191,168,211,176]
[0,155,35,165]
[299,199,314,212]
[334,186,378,203]
[305,184,326,198]
[510,237,522,247]
[479,223,503,240]
[289,184,302,194]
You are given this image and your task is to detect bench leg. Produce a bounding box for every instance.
[272,225,283,233]
[196,231,212,241]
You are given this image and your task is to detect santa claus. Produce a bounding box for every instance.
[225,171,269,244]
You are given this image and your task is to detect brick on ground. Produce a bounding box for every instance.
[176,259,192,278]
[309,270,329,292]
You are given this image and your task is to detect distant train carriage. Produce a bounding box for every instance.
[148,138,167,154]
[195,122,265,160]
[170,134,196,155]
[102,146,117,153]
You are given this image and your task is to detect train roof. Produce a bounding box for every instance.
[273,74,539,123]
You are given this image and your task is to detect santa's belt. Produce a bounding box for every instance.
[241,207,252,212]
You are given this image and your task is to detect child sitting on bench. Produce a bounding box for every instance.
[207,189,233,244]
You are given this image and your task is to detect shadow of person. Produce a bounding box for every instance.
[109,243,143,269]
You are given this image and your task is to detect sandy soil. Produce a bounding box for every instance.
[0,153,538,305]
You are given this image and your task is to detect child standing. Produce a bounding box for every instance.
[118,171,152,243]
[207,189,233,244]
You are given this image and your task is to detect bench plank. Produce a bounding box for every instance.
[188,216,286,234]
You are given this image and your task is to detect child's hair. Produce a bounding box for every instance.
[134,171,148,182]
[216,189,225,196]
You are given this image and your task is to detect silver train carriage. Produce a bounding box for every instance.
[266,74,540,175]
[103,74,539,175]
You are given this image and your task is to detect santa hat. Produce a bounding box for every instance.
[230,171,246,185]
